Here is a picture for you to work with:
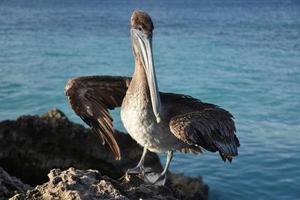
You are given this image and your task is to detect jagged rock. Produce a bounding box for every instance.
[0,109,208,199]
[167,174,208,200]
[41,108,67,120]
[0,167,31,200]
[11,168,208,200]
[10,168,127,200]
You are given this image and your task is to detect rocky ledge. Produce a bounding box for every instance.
[0,109,208,200]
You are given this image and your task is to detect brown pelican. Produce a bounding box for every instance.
[65,10,240,185]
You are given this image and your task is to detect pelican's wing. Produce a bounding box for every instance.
[65,76,131,160]
[162,93,240,162]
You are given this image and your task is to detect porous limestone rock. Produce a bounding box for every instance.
[11,167,208,200]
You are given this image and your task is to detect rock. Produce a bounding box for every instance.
[11,167,208,200]
[0,167,31,200]
[41,108,67,120]
[0,109,208,199]
[10,168,128,200]
[167,174,208,200]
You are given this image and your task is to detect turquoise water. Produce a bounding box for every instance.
[1,0,300,199]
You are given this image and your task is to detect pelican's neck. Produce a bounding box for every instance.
[127,56,149,96]
[134,57,147,82]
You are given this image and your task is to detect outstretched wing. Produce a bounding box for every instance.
[65,76,131,160]
[162,93,240,162]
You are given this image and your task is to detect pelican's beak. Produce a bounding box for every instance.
[132,29,161,123]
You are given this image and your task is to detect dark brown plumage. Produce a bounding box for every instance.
[65,76,131,160]
[161,93,239,162]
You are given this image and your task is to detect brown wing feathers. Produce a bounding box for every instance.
[65,76,131,160]
[167,93,239,162]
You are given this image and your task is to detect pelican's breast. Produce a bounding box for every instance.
[121,90,186,153]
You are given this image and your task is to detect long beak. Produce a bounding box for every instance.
[132,30,161,123]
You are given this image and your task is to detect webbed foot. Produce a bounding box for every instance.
[144,172,167,186]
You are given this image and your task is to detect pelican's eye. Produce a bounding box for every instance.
[137,26,143,32]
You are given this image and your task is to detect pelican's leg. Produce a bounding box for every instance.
[127,147,152,174]
[144,151,173,185]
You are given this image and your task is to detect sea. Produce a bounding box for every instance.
[0,0,299,199]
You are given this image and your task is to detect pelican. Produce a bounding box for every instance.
[65,10,240,185]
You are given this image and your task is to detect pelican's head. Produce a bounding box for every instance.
[130,10,161,123]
